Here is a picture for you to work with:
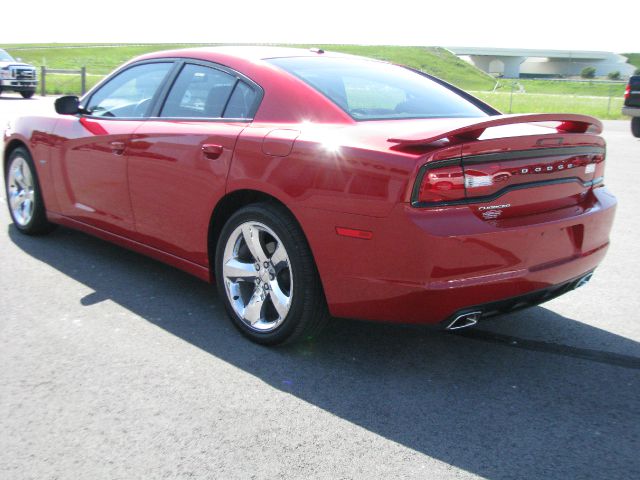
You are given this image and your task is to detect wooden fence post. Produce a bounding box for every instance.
[81,66,86,95]
[40,66,46,97]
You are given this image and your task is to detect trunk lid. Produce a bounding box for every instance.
[460,132,604,220]
[395,114,606,220]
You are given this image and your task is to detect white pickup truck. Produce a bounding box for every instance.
[0,48,37,99]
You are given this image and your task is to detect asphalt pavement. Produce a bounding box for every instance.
[1,94,639,479]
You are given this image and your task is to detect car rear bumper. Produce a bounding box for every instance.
[441,270,594,330]
[622,106,640,117]
[297,186,617,325]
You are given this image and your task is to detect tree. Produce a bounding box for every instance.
[607,71,621,80]
[581,66,596,79]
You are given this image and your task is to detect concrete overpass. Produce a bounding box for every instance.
[448,47,635,78]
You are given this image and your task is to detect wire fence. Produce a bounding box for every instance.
[471,79,627,120]
[40,66,88,96]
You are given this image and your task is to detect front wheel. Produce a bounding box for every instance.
[20,90,35,99]
[5,147,56,235]
[632,117,640,138]
[215,203,328,345]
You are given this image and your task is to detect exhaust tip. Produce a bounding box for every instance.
[446,311,482,331]
[575,272,594,289]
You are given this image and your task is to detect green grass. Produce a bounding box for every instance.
[623,53,640,72]
[3,43,214,75]
[472,91,625,120]
[3,43,496,91]
[295,45,497,91]
[496,79,625,97]
[1,43,632,118]
[41,74,103,95]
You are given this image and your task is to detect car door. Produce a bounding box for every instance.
[126,62,261,266]
[50,61,175,236]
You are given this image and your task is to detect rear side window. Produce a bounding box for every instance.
[223,81,258,118]
[161,64,236,118]
[268,57,488,121]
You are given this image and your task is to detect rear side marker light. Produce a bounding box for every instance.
[335,227,373,240]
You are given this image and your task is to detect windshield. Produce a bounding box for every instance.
[0,49,15,62]
[268,57,488,121]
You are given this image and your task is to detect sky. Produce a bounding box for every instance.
[2,0,637,53]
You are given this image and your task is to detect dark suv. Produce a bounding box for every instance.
[623,75,640,138]
[0,48,37,99]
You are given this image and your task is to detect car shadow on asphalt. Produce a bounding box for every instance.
[9,224,640,479]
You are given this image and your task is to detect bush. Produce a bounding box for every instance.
[635,68,640,76]
[607,71,621,80]
[581,66,596,79]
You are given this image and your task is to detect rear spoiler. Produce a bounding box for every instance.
[387,113,602,146]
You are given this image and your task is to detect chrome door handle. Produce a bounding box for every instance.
[202,144,224,159]
[110,141,126,155]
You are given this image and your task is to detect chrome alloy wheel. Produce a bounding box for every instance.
[7,156,35,226]
[222,221,293,332]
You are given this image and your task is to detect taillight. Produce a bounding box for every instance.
[413,163,465,204]
[412,149,605,206]
[625,84,631,100]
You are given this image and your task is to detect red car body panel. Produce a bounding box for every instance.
[3,47,617,326]
[127,120,246,266]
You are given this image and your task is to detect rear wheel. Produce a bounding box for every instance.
[5,147,56,235]
[632,117,640,138]
[215,203,328,345]
[20,90,35,99]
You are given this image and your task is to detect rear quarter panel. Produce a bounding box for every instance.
[226,123,425,218]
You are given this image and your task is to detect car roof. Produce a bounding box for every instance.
[182,45,359,60]
[135,45,376,65]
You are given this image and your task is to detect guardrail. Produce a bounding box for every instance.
[40,66,87,97]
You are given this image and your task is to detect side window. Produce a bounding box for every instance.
[223,81,258,118]
[86,62,172,118]
[160,64,236,118]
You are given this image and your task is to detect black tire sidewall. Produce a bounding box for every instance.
[632,117,640,138]
[215,204,313,345]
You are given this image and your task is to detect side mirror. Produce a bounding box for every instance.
[55,96,81,115]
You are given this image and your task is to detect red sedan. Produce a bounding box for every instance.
[3,47,616,344]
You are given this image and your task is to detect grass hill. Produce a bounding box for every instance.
[623,53,640,72]
[1,43,633,119]
[3,43,497,91]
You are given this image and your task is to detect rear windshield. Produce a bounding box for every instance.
[268,57,488,121]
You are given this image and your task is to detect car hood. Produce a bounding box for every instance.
[0,61,35,68]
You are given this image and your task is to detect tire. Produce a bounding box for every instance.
[632,117,640,138]
[20,90,35,99]
[215,202,328,345]
[4,147,56,235]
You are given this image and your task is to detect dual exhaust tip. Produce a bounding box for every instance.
[445,271,594,331]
